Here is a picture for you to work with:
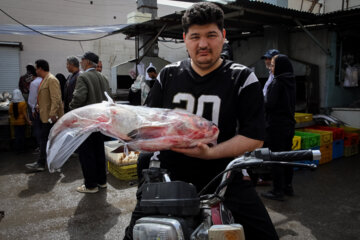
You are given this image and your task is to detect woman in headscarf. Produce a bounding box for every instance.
[261,54,296,201]
[9,89,32,153]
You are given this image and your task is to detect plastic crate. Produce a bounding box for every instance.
[344,133,359,146]
[344,144,359,157]
[292,136,301,150]
[319,143,332,165]
[303,129,333,146]
[340,126,360,135]
[295,131,320,149]
[295,113,313,123]
[332,139,344,159]
[107,161,137,180]
[294,160,319,171]
[309,126,344,140]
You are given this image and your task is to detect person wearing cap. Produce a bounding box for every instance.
[96,60,103,72]
[25,59,64,171]
[262,49,280,97]
[70,51,110,194]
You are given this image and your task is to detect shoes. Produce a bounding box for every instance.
[25,162,45,172]
[261,191,285,201]
[284,186,294,196]
[97,183,107,189]
[76,184,99,193]
[32,147,40,155]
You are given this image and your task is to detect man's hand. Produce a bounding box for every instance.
[49,115,58,124]
[171,143,213,159]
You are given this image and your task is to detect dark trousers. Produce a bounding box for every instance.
[124,173,278,240]
[265,128,294,194]
[78,132,106,189]
[14,125,26,153]
[38,122,53,166]
[29,112,41,147]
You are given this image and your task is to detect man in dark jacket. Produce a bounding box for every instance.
[70,51,110,193]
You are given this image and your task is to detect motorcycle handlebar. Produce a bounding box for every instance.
[251,148,321,162]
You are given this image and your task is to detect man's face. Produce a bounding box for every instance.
[80,58,87,71]
[183,23,225,71]
[270,58,275,75]
[148,71,157,79]
[35,66,41,77]
[264,58,271,69]
[66,62,73,73]
[96,61,102,72]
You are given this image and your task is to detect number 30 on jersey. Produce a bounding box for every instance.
[173,93,221,125]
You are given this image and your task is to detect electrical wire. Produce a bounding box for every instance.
[0,8,118,42]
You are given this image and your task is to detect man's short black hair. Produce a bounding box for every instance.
[182,2,224,34]
[26,65,37,76]
[147,67,156,73]
[35,59,50,72]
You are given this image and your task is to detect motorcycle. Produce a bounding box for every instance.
[132,148,321,240]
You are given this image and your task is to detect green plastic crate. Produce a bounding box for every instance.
[295,131,321,149]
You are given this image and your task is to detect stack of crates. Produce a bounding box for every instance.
[308,126,344,159]
[294,112,313,124]
[302,128,333,165]
[294,131,320,166]
[343,132,359,157]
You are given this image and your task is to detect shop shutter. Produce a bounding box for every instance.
[0,46,20,93]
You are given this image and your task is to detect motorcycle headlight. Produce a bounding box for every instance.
[133,217,185,240]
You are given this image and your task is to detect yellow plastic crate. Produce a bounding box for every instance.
[344,144,359,157]
[292,136,301,150]
[108,161,137,181]
[303,129,333,146]
[295,113,313,123]
[319,143,332,165]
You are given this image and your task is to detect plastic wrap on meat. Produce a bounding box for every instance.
[46,96,219,172]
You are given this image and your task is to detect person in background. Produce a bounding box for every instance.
[9,89,31,153]
[27,68,42,152]
[55,73,67,104]
[140,63,157,105]
[18,65,37,101]
[220,39,233,60]
[96,60,102,72]
[64,56,80,113]
[25,59,64,172]
[70,51,110,194]
[261,54,296,201]
[262,49,279,96]
[124,3,278,240]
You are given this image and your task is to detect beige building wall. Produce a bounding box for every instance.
[0,0,187,84]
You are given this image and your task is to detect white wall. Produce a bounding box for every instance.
[0,0,188,83]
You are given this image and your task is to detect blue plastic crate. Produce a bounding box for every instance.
[332,139,344,159]
[294,146,320,170]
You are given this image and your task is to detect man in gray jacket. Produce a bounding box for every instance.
[70,51,110,193]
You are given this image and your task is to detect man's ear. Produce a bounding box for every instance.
[223,29,226,39]
[183,32,186,41]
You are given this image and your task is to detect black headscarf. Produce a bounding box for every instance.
[274,54,294,78]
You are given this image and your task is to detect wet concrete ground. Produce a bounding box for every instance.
[0,149,359,240]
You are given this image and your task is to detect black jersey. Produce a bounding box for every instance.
[145,58,265,191]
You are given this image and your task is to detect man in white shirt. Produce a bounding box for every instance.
[27,68,42,151]
[262,49,279,97]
